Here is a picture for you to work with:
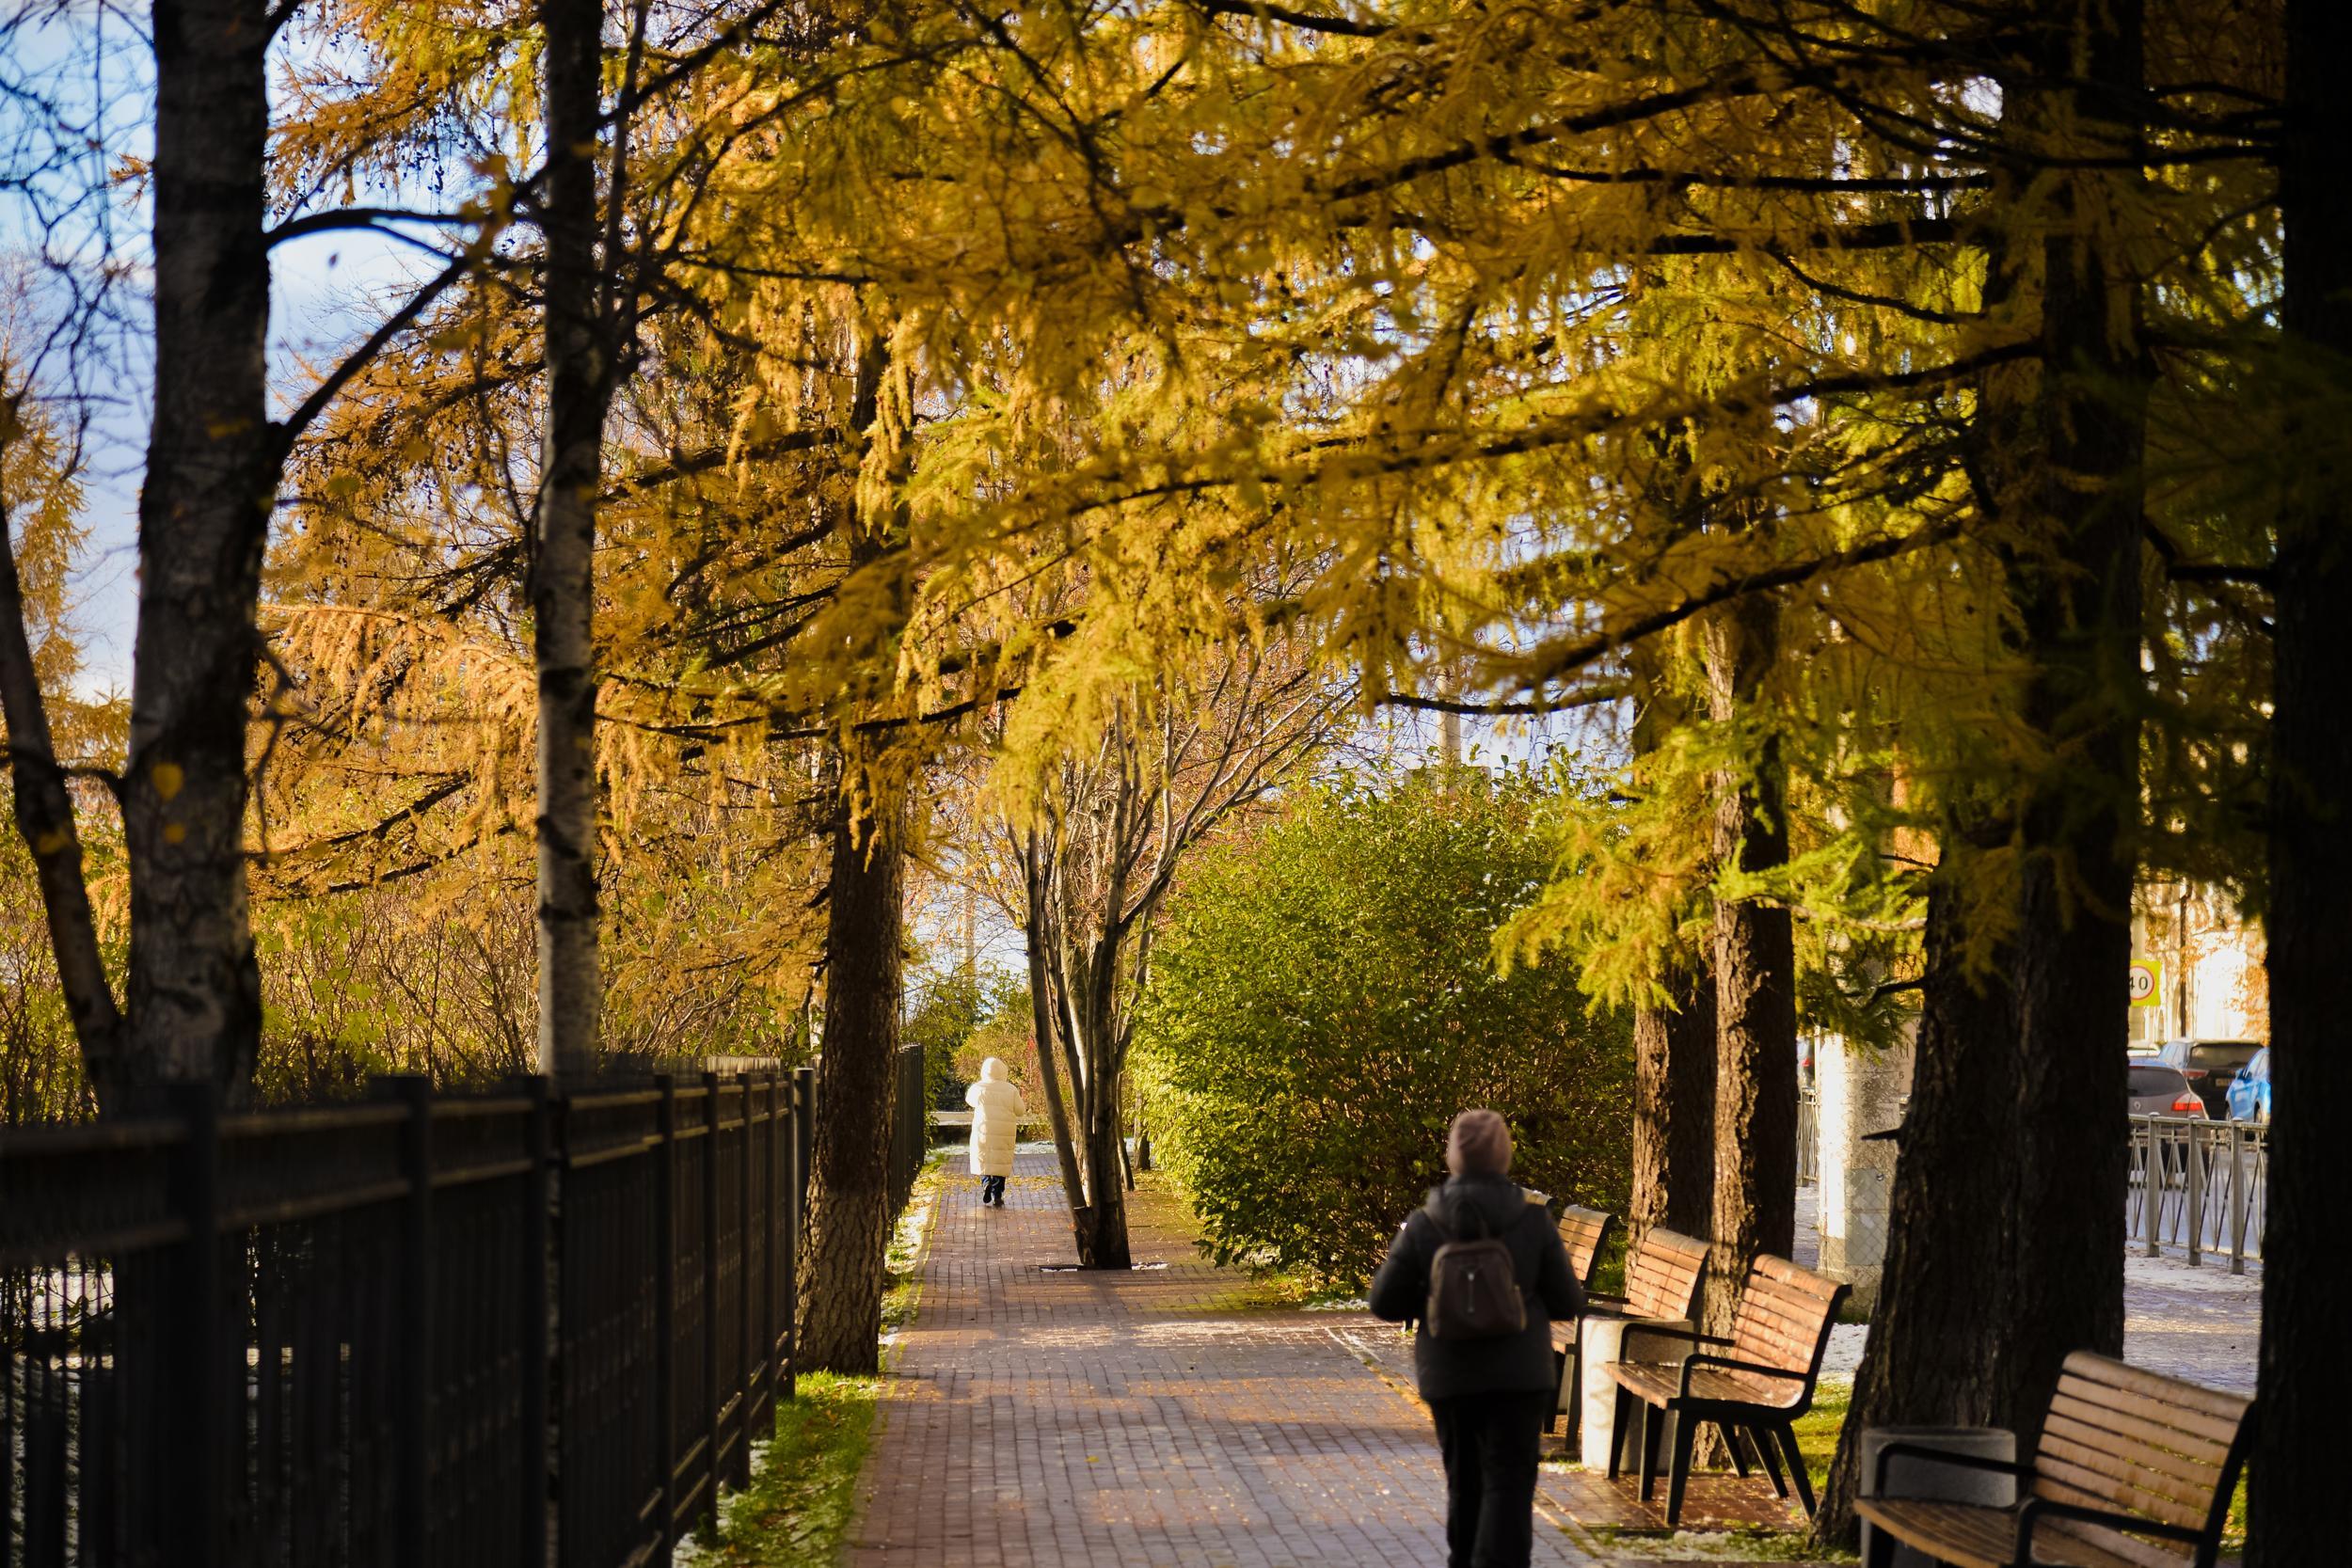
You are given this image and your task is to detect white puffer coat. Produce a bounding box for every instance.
[964,1057,1025,1177]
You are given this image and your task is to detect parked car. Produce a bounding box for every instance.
[2225,1047,2272,1123]
[2146,1039,2265,1117]
[2128,1063,2211,1119]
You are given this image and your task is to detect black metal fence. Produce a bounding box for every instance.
[2,1047,930,1568]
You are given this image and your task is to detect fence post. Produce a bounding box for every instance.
[795,1063,817,1222]
[521,1075,553,1567]
[787,1067,810,1401]
[2139,1120,2160,1257]
[655,1075,678,1552]
[390,1074,434,1568]
[170,1080,225,1568]
[737,1070,756,1485]
[2227,1120,2247,1275]
[703,1069,723,1524]
[763,1069,780,1419]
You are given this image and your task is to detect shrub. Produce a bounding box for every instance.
[1135,768,1633,1288]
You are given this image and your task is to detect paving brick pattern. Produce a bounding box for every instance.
[850,1153,1817,1567]
[850,1152,1597,1567]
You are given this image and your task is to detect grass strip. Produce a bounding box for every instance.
[686,1372,882,1567]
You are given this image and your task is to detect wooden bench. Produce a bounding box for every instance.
[1552,1223,1708,1438]
[1855,1351,2254,1568]
[1605,1253,1849,1526]
[1558,1204,1616,1291]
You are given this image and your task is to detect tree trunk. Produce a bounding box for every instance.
[796,793,906,1373]
[2249,4,2352,1558]
[1817,4,2146,1540]
[1073,1003,1132,1269]
[1021,837,1089,1223]
[0,501,124,1092]
[1817,877,2026,1537]
[1702,591,1798,1343]
[119,0,276,1109]
[532,0,608,1080]
[1628,635,1716,1247]
[1630,968,1717,1245]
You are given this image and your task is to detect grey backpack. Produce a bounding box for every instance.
[1423,1202,1527,1339]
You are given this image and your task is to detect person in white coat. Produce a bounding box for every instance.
[964,1056,1025,1207]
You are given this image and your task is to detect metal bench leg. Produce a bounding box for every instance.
[1750,1423,1789,1499]
[1721,1421,1750,1478]
[1774,1424,1815,1518]
[1563,1338,1583,1445]
[1665,1409,1699,1527]
[1606,1386,1631,1481]
[1638,1402,1660,1501]
[1863,1514,1898,1568]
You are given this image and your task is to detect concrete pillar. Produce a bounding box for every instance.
[1814,1026,1914,1312]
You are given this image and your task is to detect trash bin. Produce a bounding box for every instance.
[1576,1316,1692,1470]
[1859,1425,2017,1568]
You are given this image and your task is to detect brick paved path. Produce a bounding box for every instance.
[848,1150,1604,1568]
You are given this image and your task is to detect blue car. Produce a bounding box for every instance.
[2224,1048,2272,1123]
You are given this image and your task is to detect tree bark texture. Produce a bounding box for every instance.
[1627,636,1716,1248]
[1630,969,1718,1246]
[532,0,609,1080]
[1021,838,1091,1237]
[121,0,275,1107]
[1817,4,2146,1539]
[795,793,906,1373]
[1702,592,1798,1342]
[2250,4,2352,1558]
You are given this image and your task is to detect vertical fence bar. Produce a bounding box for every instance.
[171,1081,225,1568]
[2173,1123,2192,1269]
[521,1076,553,1568]
[391,1075,434,1568]
[703,1069,723,1523]
[655,1075,678,1555]
[2227,1120,2247,1275]
[2139,1120,2160,1257]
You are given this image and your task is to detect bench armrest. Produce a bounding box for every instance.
[2015,1497,2204,1560]
[1678,1354,1811,1399]
[1870,1440,2028,1495]
[1617,1323,1733,1348]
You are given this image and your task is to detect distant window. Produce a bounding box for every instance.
[2130,1066,2188,1096]
[2186,1043,2261,1071]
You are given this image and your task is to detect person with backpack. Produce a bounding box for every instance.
[1369,1108,1581,1568]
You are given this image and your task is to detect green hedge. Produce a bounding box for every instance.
[1135,769,1633,1289]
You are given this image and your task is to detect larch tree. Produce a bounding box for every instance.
[2249,0,2349,1557]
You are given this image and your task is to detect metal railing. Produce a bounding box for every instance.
[2,1048,929,1568]
[2127,1114,2267,1272]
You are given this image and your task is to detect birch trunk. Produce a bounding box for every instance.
[532,0,609,1079]
[120,0,276,1107]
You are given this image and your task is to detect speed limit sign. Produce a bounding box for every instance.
[2129,958,2163,1007]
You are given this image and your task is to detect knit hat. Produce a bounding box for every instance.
[1445,1109,1513,1177]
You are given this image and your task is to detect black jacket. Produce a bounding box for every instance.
[1367,1174,1582,1402]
